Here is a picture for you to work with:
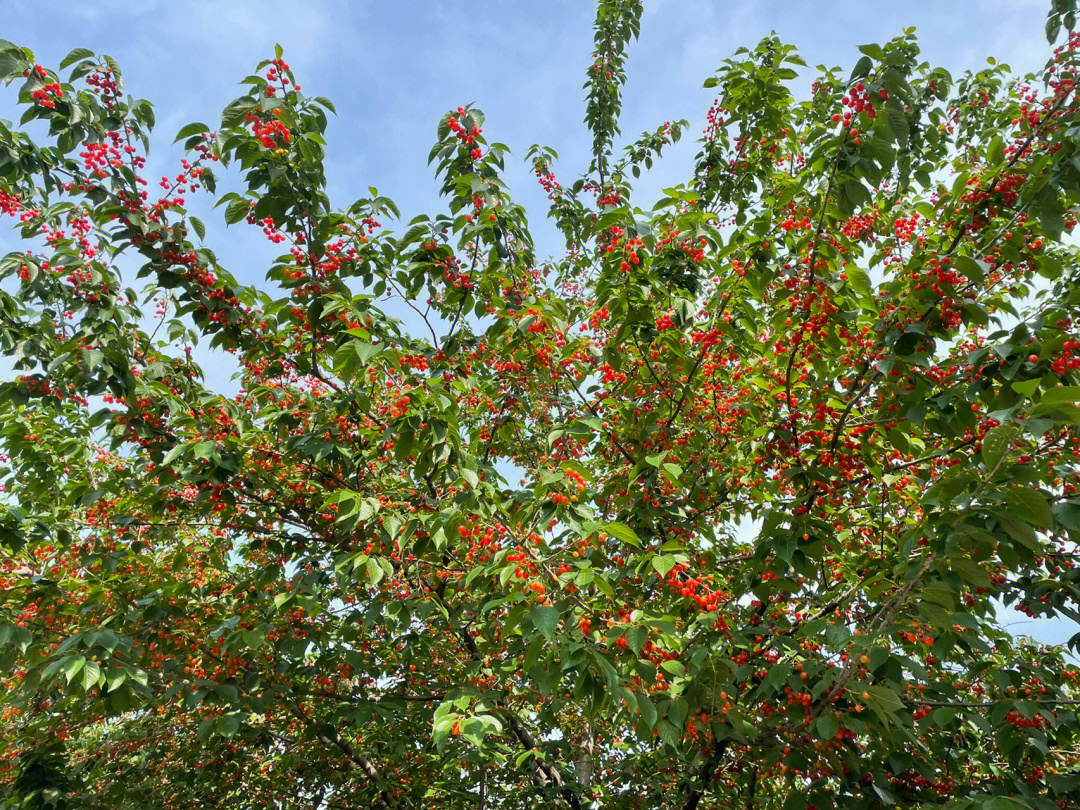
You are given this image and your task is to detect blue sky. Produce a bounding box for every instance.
[2,1,1075,648]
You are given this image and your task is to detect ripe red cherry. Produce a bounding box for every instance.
[1028,354,1038,363]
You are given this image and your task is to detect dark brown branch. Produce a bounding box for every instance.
[680,739,728,810]
[285,700,400,810]
[745,767,758,810]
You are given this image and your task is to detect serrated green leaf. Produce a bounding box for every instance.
[981,424,1018,470]
[604,522,641,547]
[82,660,101,691]
[531,605,559,639]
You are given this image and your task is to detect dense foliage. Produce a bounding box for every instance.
[3,3,1080,808]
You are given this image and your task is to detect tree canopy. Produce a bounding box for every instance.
[2,2,1080,808]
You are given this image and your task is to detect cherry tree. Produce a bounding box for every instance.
[2,1,1080,808]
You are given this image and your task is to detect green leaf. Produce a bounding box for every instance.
[655,718,679,747]
[82,348,104,371]
[637,692,657,730]
[625,625,647,656]
[866,685,903,712]
[217,714,240,738]
[652,555,676,578]
[1004,488,1054,528]
[1011,378,1040,398]
[366,557,385,586]
[82,660,101,691]
[660,701,685,735]
[952,557,991,587]
[242,629,265,650]
[354,341,381,364]
[816,711,839,740]
[106,669,127,693]
[530,605,560,639]
[357,498,378,522]
[175,122,210,142]
[1054,499,1080,534]
[13,626,31,653]
[981,424,1018,470]
[604,522,642,547]
[62,655,86,684]
[863,684,904,725]
[660,660,685,677]
[162,444,186,466]
[954,255,986,283]
[846,266,872,297]
[857,43,884,60]
[0,51,24,82]
[995,512,1040,551]
[522,639,544,673]
[224,198,250,225]
[60,48,95,69]
[662,462,682,483]
[1033,385,1080,414]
